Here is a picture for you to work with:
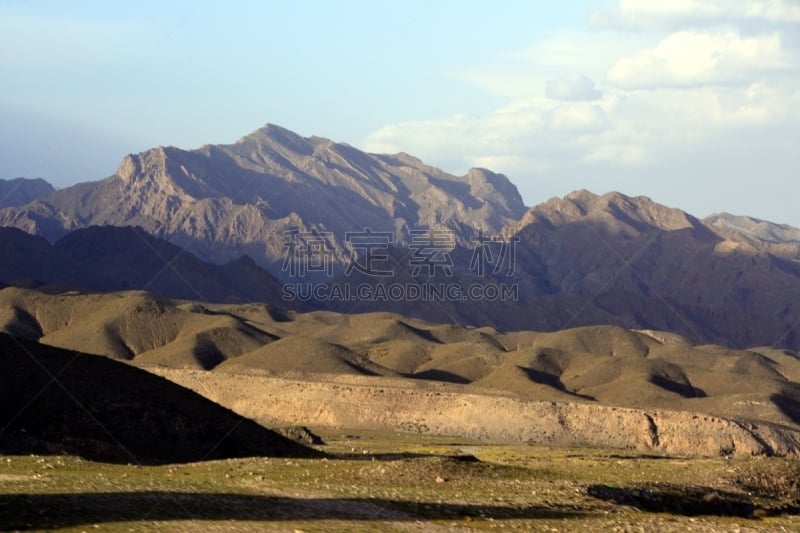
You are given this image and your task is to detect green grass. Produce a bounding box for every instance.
[2,430,800,531]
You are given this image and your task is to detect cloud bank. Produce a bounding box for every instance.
[363,0,800,224]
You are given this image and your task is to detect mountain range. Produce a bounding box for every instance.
[2,124,800,350]
[0,124,525,274]
[328,189,800,349]
[500,190,800,348]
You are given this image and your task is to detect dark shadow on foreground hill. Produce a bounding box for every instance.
[0,333,322,464]
[586,484,800,518]
[0,491,588,529]
[771,392,800,425]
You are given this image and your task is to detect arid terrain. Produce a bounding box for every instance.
[5,1,800,529]
[4,431,800,532]
[3,286,800,458]
[5,241,800,532]
[4,123,800,531]
[4,127,800,349]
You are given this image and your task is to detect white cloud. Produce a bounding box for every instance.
[363,80,800,209]
[546,74,603,101]
[608,30,789,89]
[363,0,800,224]
[581,143,647,166]
[548,102,609,132]
[592,0,800,30]
[451,31,652,99]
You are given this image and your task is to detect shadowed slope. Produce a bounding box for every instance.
[0,333,321,463]
[0,225,293,308]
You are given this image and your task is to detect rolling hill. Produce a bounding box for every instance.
[4,286,800,436]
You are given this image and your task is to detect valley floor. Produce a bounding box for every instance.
[2,431,800,532]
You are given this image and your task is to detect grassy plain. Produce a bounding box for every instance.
[3,429,800,532]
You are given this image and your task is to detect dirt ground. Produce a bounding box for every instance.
[146,367,800,458]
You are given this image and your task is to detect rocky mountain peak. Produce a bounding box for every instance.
[0,178,55,208]
[235,123,315,156]
[116,147,172,183]
[464,168,525,210]
[520,190,699,236]
[564,189,599,205]
[0,123,528,269]
[596,192,698,232]
[705,212,800,244]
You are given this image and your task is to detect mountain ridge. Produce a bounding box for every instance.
[0,123,526,274]
[3,123,800,349]
[0,177,54,208]
[705,212,800,246]
[0,225,294,307]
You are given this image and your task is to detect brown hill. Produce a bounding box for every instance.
[215,336,397,377]
[4,286,800,433]
[0,333,321,463]
[0,288,279,364]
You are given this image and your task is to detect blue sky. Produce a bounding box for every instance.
[2,1,799,225]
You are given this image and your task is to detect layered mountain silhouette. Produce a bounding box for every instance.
[0,225,292,307]
[2,124,800,349]
[705,212,800,245]
[704,212,800,260]
[503,191,800,348]
[0,177,54,208]
[330,190,800,349]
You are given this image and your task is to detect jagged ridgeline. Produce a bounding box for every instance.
[0,124,525,272]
